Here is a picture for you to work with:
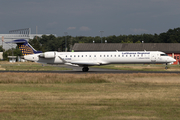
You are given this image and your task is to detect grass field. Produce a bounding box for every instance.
[94,64,180,71]
[0,73,180,120]
[0,61,71,71]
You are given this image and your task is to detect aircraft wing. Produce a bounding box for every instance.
[70,61,101,66]
[58,56,107,66]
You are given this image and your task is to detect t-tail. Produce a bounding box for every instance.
[6,39,42,55]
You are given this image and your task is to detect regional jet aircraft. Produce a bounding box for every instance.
[7,39,176,72]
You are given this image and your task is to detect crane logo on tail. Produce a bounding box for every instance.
[18,44,34,55]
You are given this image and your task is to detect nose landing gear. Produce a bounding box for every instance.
[165,63,168,69]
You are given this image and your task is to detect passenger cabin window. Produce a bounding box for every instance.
[82,55,83,57]
[100,55,102,57]
[118,55,120,57]
[66,55,67,57]
[74,55,76,57]
[70,55,72,57]
[104,55,105,57]
[89,55,91,57]
[114,55,116,57]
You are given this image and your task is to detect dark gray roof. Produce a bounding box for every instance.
[72,43,180,53]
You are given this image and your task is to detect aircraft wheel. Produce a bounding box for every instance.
[82,67,89,72]
[165,63,168,69]
[165,66,168,69]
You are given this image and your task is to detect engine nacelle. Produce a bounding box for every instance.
[39,52,56,58]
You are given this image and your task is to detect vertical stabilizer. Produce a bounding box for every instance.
[6,39,42,55]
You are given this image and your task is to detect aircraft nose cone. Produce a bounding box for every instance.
[173,58,176,62]
[170,57,176,62]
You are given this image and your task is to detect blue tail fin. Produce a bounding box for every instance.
[6,39,42,55]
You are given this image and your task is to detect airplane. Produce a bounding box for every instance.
[6,39,176,72]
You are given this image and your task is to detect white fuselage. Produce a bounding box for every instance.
[24,51,175,66]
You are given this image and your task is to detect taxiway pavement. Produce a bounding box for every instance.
[0,65,180,74]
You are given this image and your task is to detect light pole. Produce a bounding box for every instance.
[64,32,68,52]
[100,31,104,43]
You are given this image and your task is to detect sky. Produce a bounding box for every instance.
[0,0,180,37]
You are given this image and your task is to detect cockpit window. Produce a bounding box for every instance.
[160,54,168,56]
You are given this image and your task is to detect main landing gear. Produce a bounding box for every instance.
[82,66,89,72]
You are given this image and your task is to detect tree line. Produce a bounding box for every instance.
[1,27,180,60]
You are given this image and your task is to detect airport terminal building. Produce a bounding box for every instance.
[72,43,180,65]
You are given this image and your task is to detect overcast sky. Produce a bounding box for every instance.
[0,0,180,37]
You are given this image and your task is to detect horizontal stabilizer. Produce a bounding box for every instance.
[6,39,26,44]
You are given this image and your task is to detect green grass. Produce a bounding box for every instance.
[0,73,180,119]
[0,62,72,71]
[93,64,180,71]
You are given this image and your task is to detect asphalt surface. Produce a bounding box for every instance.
[0,65,180,74]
